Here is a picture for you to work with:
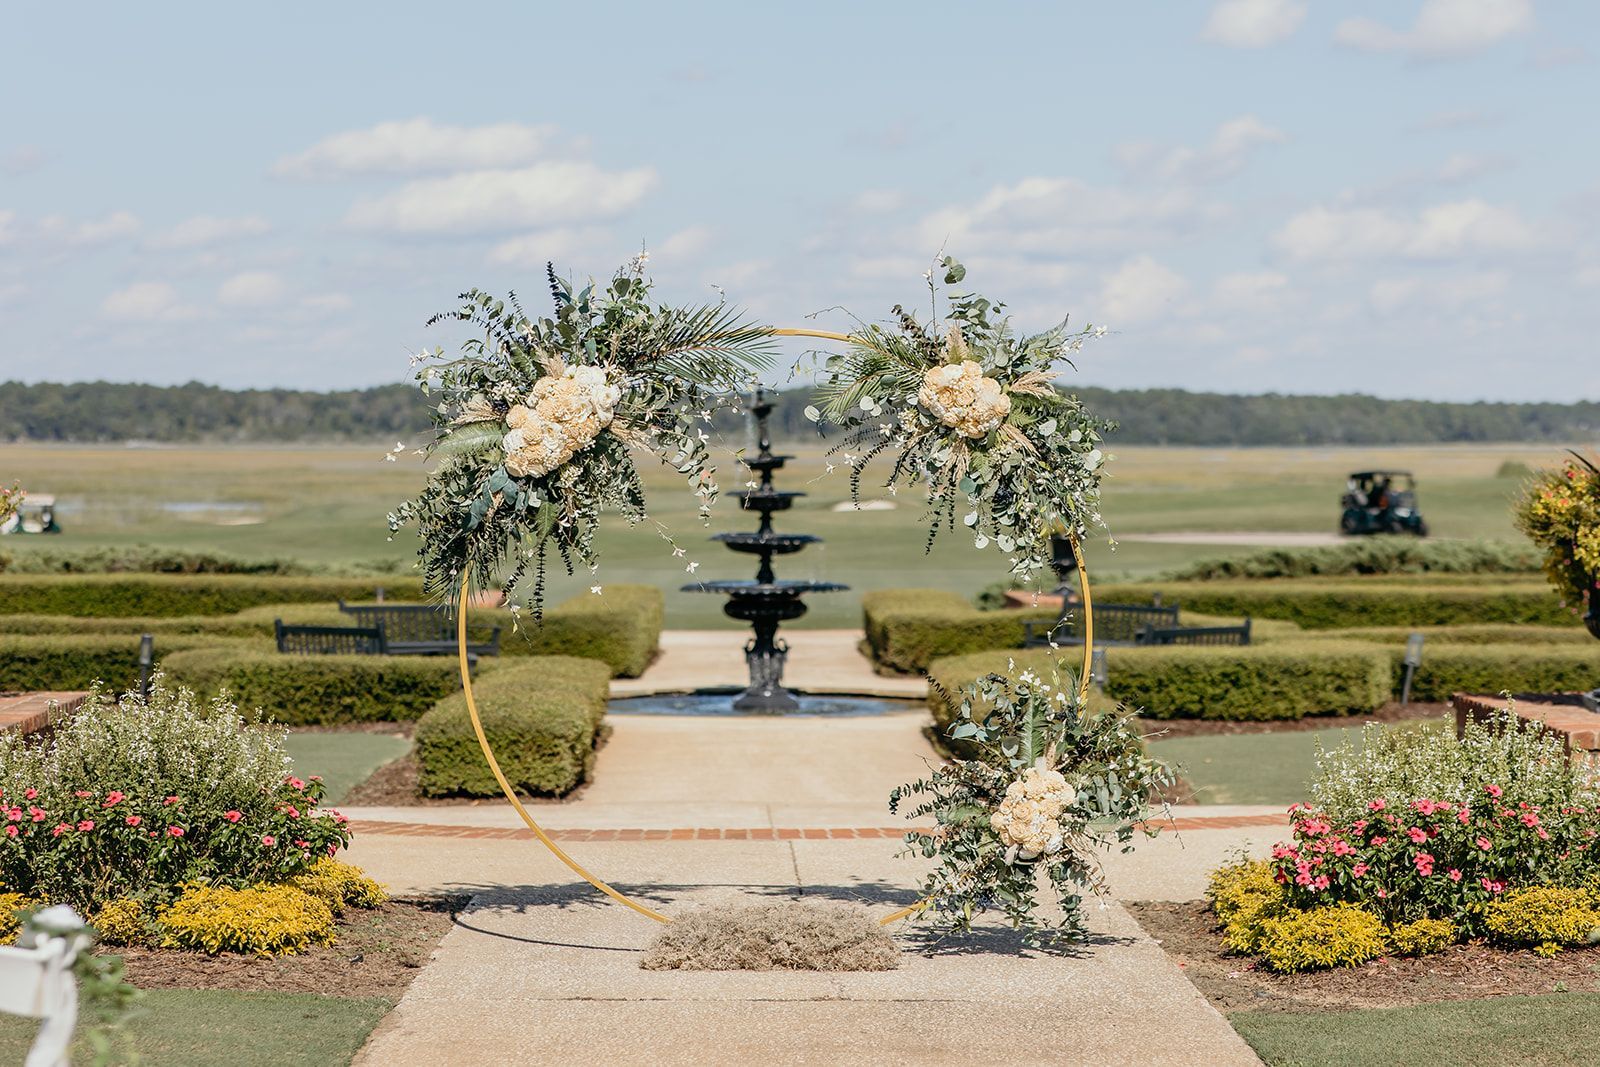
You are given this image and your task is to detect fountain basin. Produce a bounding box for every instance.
[609,693,922,718]
[712,532,819,555]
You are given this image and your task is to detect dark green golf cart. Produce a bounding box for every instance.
[1340,471,1427,537]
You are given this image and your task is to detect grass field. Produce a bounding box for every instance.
[0,441,1563,628]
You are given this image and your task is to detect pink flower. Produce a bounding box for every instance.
[28,807,44,822]
[1371,835,1389,846]
[326,844,339,858]
[1481,878,1507,894]
[124,815,142,827]
[1414,852,1435,876]
[76,819,94,832]
[73,791,92,799]
[166,826,184,838]
[331,812,347,825]
[1520,812,1541,828]
[51,823,69,837]
[1376,887,1389,898]
[1476,836,1492,851]
[1352,863,1369,877]
[3,826,17,839]
[1331,839,1357,857]
[285,776,306,791]
[4,807,20,822]
[1457,809,1471,825]
[293,839,308,848]
[23,788,37,800]
[162,796,180,806]
[1448,869,1462,882]
[1271,843,1298,859]
[223,810,242,823]
[1312,874,1331,891]
[102,791,124,807]
[261,835,277,846]
[1368,799,1387,811]
[1485,783,1504,798]
[1407,827,1429,844]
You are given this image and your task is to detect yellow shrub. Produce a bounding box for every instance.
[1484,887,1600,956]
[91,898,149,947]
[283,858,386,914]
[0,892,38,946]
[1388,917,1455,957]
[1206,860,1289,954]
[1257,905,1388,973]
[158,883,335,957]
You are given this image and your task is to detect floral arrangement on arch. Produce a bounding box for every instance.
[0,482,21,527]
[389,259,773,616]
[812,258,1112,580]
[889,663,1170,946]
[1513,450,1600,617]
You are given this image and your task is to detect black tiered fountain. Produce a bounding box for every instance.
[686,389,846,712]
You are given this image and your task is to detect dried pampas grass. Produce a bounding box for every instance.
[640,900,900,972]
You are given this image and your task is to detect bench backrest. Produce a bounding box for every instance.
[339,602,452,644]
[1055,601,1181,643]
[1137,619,1252,647]
[275,620,387,655]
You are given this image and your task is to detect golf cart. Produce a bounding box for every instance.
[1340,471,1427,537]
[0,494,62,535]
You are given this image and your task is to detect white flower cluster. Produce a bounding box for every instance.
[989,767,1076,859]
[917,360,1011,439]
[502,365,622,478]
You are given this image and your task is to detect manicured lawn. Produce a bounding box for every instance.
[283,731,410,804]
[1146,728,1357,805]
[0,442,1536,628]
[1232,993,1600,1067]
[0,988,392,1067]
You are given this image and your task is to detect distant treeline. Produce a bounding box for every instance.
[2,379,1597,447]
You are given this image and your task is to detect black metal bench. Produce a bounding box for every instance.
[275,620,387,655]
[1136,619,1252,647]
[1023,600,1181,648]
[337,601,501,657]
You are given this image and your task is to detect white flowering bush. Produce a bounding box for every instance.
[812,257,1111,580]
[390,260,773,616]
[889,662,1171,946]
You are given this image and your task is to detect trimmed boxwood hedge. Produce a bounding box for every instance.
[1093,579,1575,630]
[926,641,1393,724]
[862,589,1056,672]
[413,656,612,797]
[0,633,258,691]
[1293,624,1595,647]
[1393,643,1600,703]
[160,647,467,725]
[0,574,424,617]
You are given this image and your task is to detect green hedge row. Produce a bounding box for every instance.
[1094,579,1574,630]
[414,656,613,797]
[0,584,663,678]
[160,647,469,725]
[1292,624,1595,647]
[1393,644,1600,703]
[862,589,1056,673]
[0,574,425,617]
[926,643,1393,724]
[0,633,258,692]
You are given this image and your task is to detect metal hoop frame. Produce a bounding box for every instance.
[453,326,1096,925]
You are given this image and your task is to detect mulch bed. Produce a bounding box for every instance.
[110,897,464,999]
[1128,899,1600,1014]
[1137,702,1452,740]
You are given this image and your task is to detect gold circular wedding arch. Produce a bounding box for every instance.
[453,326,1097,926]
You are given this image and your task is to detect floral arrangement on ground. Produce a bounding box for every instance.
[812,257,1112,582]
[1206,713,1600,973]
[0,678,385,956]
[889,660,1171,946]
[389,257,772,617]
[1514,449,1600,620]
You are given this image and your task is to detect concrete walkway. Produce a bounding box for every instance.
[349,632,1272,1065]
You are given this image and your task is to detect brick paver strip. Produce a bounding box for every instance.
[344,812,1287,841]
[0,692,90,736]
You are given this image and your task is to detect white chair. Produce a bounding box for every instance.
[0,907,89,1067]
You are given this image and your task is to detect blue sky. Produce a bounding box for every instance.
[1,0,1596,400]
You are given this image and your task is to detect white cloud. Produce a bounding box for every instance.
[1201,0,1307,48]
[1212,270,1290,312]
[486,227,616,268]
[1117,115,1286,184]
[155,215,271,248]
[1368,271,1508,314]
[346,162,657,236]
[1272,199,1538,262]
[37,210,140,247]
[274,118,557,178]
[1336,0,1532,59]
[1435,152,1508,183]
[217,271,287,307]
[101,281,198,322]
[655,226,713,260]
[1098,256,1189,324]
[914,177,1215,257]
